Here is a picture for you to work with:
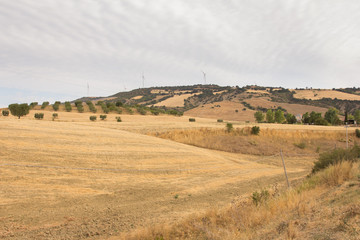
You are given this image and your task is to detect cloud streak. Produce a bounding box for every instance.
[0,0,360,106]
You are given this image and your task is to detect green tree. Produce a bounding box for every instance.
[275,109,285,123]
[309,111,322,124]
[254,111,264,122]
[302,112,310,124]
[324,108,340,125]
[266,109,275,123]
[52,101,60,111]
[65,102,72,112]
[8,103,30,119]
[354,109,360,123]
[286,113,297,124]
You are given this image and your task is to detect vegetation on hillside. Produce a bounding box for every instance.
[121,146,360,240]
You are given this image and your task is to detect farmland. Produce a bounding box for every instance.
[0,110,359,239]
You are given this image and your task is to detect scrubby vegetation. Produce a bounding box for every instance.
[251,126,260,135]
[2,110,9,116]
[52,113,58,120]
[226,123,233,132]
[89,116,97,121]
[189,118,195,122]
[122,147,360,239]
[356,129,360,138]
[116,116,122,122]
[312,145,360,173]
[100,115,107,120]
[34,113,44,119]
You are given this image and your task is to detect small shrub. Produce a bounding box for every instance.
[356,129,360,138]
[90,116,97,121]
[100,115,107,120]
[34,113,44,119]
[252,189,270,206]
[116,116,122,122]
[174,194,179,199]
[52,113,58,120]
[226,123,233,132]
[41,101,49,109]
[137,108,147,115]
[251,126,260,135]
[2,110,9,116]
[235,109,239,113]
[189,118,196,122]
[316,146,320,153]
[312,145,360,173]
[294,142,306,149]
[217,119,223,122]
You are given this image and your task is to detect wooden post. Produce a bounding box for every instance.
[280,149,290,188]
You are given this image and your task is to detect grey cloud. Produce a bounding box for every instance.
[1,0,360,106]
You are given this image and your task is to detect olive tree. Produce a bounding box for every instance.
[8,103,30,119]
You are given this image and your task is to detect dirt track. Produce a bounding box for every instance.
[0,115,316,239]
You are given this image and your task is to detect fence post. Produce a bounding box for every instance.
[280,149,290,188]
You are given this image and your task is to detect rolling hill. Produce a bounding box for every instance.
[74,85,360,122]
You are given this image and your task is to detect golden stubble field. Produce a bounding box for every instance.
[0,111,350,239]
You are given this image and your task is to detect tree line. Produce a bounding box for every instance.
[254,108,360,126]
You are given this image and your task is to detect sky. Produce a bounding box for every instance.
[1,0,360,107]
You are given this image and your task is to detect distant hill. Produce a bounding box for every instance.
[73,85,360,121]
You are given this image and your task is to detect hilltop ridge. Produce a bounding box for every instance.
[74,85,360,122]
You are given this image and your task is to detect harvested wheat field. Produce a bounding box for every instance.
[185,101,256,122]
[1,113,357,239]
[293,89,360,100]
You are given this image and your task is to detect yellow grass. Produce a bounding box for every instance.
[293,89,360,101]
[1,113,358,239]
[120,161,360,240]
[147,126,357,156]
[246,97,329,115]
[1,117,310,239]
[153,93,197,107]
[185,101,256,122]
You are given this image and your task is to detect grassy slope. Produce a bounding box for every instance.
[120,161,360,240]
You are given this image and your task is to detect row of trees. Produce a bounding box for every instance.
[254,108,360,125]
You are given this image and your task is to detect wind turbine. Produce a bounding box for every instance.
[201,70,206,85]
[142,71,145,88]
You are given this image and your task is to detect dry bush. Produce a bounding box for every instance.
[318,161,358,186]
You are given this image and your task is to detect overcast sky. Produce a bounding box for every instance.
[1,0,360,107]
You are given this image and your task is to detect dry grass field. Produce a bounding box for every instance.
[0,111,358,239]
[246,97,329,115]
[153,93,197,107]
[293,89,360,100]
[185,101,257,122]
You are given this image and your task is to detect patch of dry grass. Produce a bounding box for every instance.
[147,127,357,155]
[120,161,360,240]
